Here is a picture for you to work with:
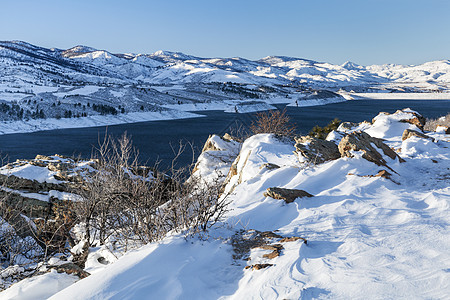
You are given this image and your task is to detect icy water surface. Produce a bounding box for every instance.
[0,100,449,169]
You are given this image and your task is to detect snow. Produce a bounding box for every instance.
[35,108,449,299]
[0,110,202,135]
[53,86,102,97]
[1,270,78,300]
[351,93,450,100]
[0,163,61,184]
[49,238,240,300]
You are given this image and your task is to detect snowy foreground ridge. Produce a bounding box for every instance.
[2,109,450,299]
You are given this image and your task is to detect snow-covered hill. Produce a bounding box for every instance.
[0,40,449,134]
[2,108,449,299]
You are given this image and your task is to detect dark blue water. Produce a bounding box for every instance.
[0,100,449,169]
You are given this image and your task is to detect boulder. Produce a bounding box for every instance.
[338,131,405,169]
[244,263,273,270]
[397,110,426,130]
[402,129,435,142]
[294,136,340,164]
[279,236,307,244]
[49,263,90,279]
[259,163,280,170]
[264,187,313,203]
[435,126,450,134]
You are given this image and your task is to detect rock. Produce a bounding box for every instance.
[435,126,450,134]
[264,187,313,203]
[402,129,435,142]
[263,250,280,259]
[294,136,340,164]
[279,236,307,244]
[338,131,405,169]
[71,241,90,269]
[244,263,273,270]
[259,244,283,259]
[259,163,280,170]
[49,263,90,279]
[338,121,358,131]
[375,170,392,179]
[35,155,53,160]
[397,109,426,130]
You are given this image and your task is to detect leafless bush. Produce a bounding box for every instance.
[250,108,297,137]
[424,113,450,131]
[0,200,43,268]
[73,132,230,254]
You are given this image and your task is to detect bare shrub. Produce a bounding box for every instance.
[0,200,44,268]
[424,113,450,131]
[73,133,230,255]
[250,109,297,137]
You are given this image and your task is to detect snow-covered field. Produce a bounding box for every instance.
[350,92,450,100]
[2,108,449,299]
[0,110,202,135]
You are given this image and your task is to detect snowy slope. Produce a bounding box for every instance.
[18,109,446,300]
[1,40,449,135]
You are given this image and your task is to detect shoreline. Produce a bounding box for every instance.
[347,92,450,100]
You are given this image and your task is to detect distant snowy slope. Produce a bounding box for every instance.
[1,40,449,88]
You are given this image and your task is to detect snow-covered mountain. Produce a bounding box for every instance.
[2,40,449,88]
[0,40,449,134]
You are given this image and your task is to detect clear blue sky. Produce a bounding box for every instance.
[2,0,449,65]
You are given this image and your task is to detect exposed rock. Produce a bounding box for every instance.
[338,121,359,131]
[244,263,273,270]
[49,263,90,279]
[375,170,392,179]
[263,250,280,259]
[435,126,450,134]
[259,244,283,259]
[279,236,307,244]
[402,129,435,142]
[0,174,68,193]
[264,187,313,203]
[259,163,280,170]
[294,136,340,164]
[258,244,284,251]
[338,131,405,170]
[397,110,426,130]
[231,229,282,261]
[71,241,90,269]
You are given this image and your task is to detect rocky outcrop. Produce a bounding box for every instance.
[244,263,273,270]
[264,187,313,203]
[48,263,90,279]
[435,126,450,134]
[398,110,426,130]
[402,129,435,141]
[259,163,280,170]
[294,136,340,164]
[338,131,405,169]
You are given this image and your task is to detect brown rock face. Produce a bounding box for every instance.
[279,236,307,244]
[294,136,340,164]
[338,131,405,169]
[264,187,313,203]
[244,263,273,270]
[436,126,450,134]
[402,129,435,142]
[397,110,426,131]
[49,263,90,279]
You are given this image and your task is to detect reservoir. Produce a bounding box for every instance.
[0,99,449,170]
